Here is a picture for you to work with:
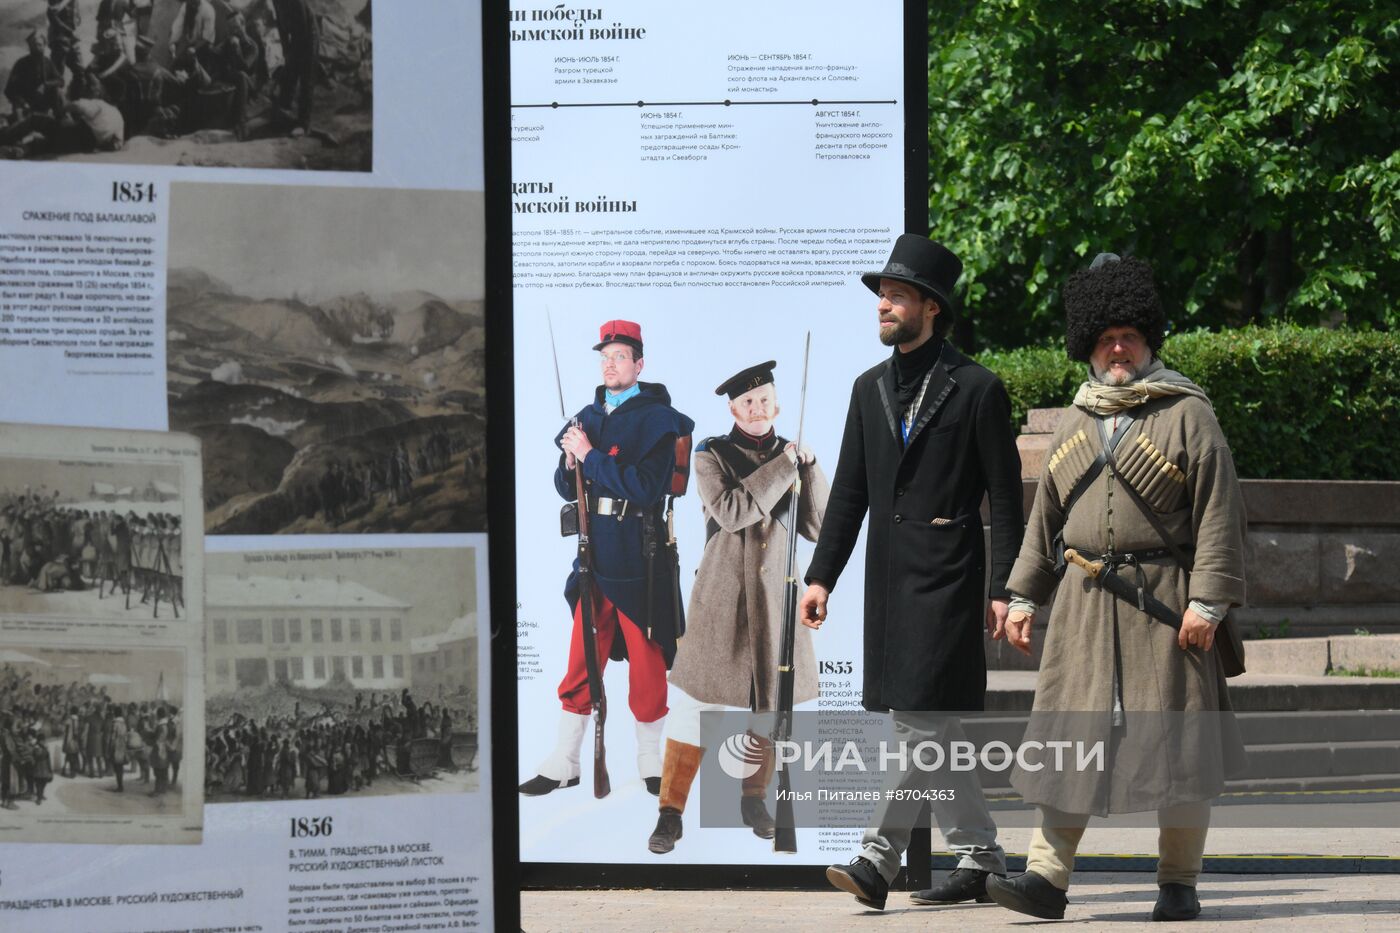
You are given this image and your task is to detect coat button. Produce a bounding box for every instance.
[895,488,905,497]
[893,514,903,524]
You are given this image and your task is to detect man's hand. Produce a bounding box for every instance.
[1179,608,1218,652]
[560,425,593,467]
[783,442,814,466]
[1004,610,1034,656]
[799,583,829,630]
[985,598,1009,640]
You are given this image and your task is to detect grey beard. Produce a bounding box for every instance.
[1093,363,1137,386]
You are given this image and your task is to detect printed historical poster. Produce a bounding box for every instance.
[0,420,204,844]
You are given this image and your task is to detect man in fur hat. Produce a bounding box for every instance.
[986,254,1247,922]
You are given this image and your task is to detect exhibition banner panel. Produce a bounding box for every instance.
[0,1,497,928]
[0,422,205,846]
[512,0,908,868]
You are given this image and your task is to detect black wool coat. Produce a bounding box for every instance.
[804,342,1024,712]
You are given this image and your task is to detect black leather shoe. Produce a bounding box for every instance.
[517,774,579,796]
[648,807,683,854]
[644,776,661,796]
[740,796,776,839]
[1152,883,1200,921]
[825,856,888,910]
[910,866,1001,904]
[986,871,1068,920]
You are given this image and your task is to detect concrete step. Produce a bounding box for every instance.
[1243,634,1400,676]
[1242,741,1400,781]
[938,689,1400,791]
[984,669,1400,712]
[950,710,1400,747]
[966,754,1400,795]
[1236,709,1400,744]
[982,772,1400,799]
[1221,772,1400,794]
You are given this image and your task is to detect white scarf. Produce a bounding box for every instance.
[1072,357,1212,415]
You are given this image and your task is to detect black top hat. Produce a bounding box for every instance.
[715,361,777,398]
[861,234,962,312]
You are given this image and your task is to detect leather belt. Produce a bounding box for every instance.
[1064,546,1185,568]
[587,495,636,518]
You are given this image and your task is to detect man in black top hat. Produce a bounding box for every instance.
[802,234,1025,909]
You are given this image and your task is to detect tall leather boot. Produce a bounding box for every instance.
[636,717,664,795]
[740,731,776,839]
[648,739,703,854]
[519,710,587,796]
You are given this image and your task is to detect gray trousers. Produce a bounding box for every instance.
[860,711,1006,882]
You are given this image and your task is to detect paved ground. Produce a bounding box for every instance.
[522,873,1400,931]
[523,826,1400,930]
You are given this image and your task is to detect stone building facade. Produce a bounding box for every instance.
[206,574,412,694]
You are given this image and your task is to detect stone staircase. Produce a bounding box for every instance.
[960,671,1400,797]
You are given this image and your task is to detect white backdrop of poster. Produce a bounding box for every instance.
[0,0,485,431]
[512,0,906,866]
[0,0,495,928]
[0,535,493,931]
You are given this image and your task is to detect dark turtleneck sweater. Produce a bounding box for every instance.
[893,337,944,416]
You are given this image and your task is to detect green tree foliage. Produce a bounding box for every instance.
[977,326,1399,479]
[929,0,1400,350]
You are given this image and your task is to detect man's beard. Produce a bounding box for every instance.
[879,316,922,347]
[1094,363,1137,386]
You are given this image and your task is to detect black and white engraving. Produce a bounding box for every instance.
[0,645,187,820]
[204,545,480,802]
[0,456,186,619]
[0,0,371,170]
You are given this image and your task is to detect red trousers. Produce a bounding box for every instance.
[557,589,668,723]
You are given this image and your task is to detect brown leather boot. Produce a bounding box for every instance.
[649,740,703,854]
[740,732,776,839]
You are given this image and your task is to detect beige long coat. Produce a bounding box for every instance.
[1006,394,1248,815]
[668,433,828,710]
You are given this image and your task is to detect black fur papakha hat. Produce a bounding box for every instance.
[1063,253,1166,362]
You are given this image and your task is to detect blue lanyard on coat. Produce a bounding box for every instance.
[900,368,937,448]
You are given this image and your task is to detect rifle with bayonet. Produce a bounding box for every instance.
[773,332,811,853]
[549,313,610,798]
